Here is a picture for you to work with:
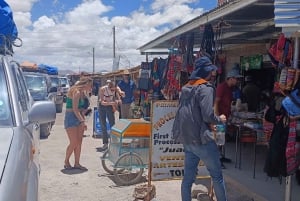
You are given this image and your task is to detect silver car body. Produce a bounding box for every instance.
[0,55,56,201]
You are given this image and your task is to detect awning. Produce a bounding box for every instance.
[138,0,282,54]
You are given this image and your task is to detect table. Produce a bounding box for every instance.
[229,112,264,178]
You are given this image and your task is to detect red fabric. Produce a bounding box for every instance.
[216,81,233,117]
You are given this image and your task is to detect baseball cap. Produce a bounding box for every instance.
[226,69,243,79]
[189,56,217,80]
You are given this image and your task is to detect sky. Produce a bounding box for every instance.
[6,0,217,73]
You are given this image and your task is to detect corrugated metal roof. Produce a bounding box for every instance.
[274,0,300,27]
[138,0,282,54]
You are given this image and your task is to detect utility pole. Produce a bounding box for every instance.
[92,47,95,74]
[113,26,116,59]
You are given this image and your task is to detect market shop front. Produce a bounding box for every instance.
[134,0,300,201]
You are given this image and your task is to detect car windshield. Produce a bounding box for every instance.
[50,77,59,87]
[24,75,47,90]
[0,64,13,127]
[59,77,68,85]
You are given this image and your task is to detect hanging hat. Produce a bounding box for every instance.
[189,56,217,80]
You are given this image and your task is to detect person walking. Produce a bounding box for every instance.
[117,69,136,119]
[172,56,228,201]
[64,77,93,170]
[98,80,123,150]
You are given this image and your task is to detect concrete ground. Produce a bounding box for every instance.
[39,96,299,201]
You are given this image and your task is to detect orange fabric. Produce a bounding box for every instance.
[186,79,207,86]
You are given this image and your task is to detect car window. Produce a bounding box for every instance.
[25,75,47,90]
[0,63,13,126]
[12,63,30,114]
[50,77,59,87]
[59,77,68,85]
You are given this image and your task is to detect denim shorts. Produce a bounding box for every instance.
[64,111,81,129]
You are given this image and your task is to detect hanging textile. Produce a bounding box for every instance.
[199,24,215,59]
[286,119,300,175]
[161,55,181,100]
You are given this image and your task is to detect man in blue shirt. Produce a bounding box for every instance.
[118,69,136,118]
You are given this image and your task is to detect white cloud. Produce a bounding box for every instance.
[5,0,206,73]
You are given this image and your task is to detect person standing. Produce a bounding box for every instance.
[117,69,136,119]
[98,80,122,150]
[64,77,93,170]
[214,68,243,168]
[242,76,261,112]
[172,56,227,201]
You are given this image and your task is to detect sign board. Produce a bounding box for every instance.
[151,100,209,181]
[240,54,263,70]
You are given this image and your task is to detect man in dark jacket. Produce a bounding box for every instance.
[172,56,227,201]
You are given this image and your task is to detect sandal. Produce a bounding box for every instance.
[73,164,88,171]
[64,164,73,170]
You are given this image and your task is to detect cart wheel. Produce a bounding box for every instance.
[113,152,144,186]
[101,150,114,174]
[101,150,124,174]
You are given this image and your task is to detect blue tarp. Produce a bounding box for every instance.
[0,0,18,46]
[38,64,58,75]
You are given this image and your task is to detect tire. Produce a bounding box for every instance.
[101,150,115,174]
[56,103,63,113]
[113,152,144,186]
[101,150,124,175]
[40,123,51,138]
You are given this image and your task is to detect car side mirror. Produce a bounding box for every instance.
[49,87,57,93]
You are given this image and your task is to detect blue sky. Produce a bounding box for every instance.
[30,0,216,21]
[7,0,218,72]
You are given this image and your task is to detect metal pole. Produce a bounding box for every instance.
[92,47,95,74]
[285,36,299,201]
[113,26,116,59]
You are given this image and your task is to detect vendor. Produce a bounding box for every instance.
[242,76,261,112]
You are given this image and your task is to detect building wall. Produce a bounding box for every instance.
[223,43,268,73]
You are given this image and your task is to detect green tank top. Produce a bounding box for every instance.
[65,97,85,109]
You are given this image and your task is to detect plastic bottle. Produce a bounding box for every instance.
[215,124,226,145]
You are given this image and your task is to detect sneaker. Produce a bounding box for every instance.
[221,162,226,169]
[102,143,108,150]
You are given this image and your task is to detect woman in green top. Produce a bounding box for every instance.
[64,77,93,170]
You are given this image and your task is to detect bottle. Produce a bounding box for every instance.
[236,98,242,112]
[215,124,226,145]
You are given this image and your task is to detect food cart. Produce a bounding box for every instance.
[101,118,151,186]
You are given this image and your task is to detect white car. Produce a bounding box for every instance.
[0,54,56,201]
[59,76,70,102]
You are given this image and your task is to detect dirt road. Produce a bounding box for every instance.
[39,96,264,201]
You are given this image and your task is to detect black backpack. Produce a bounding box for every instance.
[263,112,289,182]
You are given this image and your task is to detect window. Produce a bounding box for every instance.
[0,62,12,126]
[12,62,30,113]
